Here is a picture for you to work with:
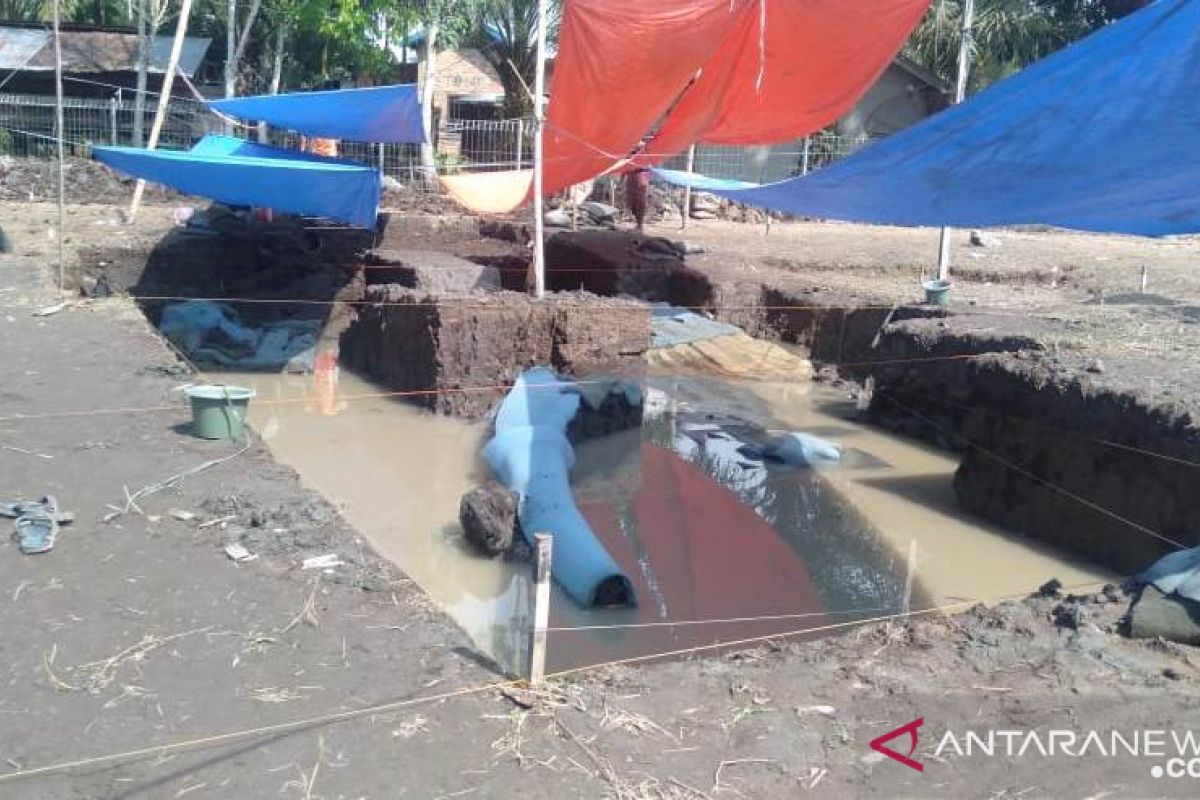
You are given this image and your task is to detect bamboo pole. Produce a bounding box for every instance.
[52,0,65,293]
[935,0,975,282]
[128,0,194,222]
[531,0,548,298]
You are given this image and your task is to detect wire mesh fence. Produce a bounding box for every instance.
[0,90,871,194]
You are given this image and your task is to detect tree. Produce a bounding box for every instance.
[475,0,560,120]
[223,0,264,97]
[65,0,128,24]
[0,0,45,21]
[905,0,1151,91]
[403,0,480,173]
[132,0,174,147]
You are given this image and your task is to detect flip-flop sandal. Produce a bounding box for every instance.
[13,512,58,555]
[0,496,75,525]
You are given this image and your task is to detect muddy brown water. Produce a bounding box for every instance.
[220,368,1112,675]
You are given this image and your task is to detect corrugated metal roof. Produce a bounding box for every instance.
[0,27,209,76]
[0,28,50,71]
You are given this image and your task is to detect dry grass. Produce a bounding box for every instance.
[51,627,212,693]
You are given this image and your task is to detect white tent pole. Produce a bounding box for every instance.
[52,0,66,294]
[936,0,975,281]
[531,0,548,299]
[129,0,194,222]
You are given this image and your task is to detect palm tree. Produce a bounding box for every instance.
[905,0,1150,91]
[475,0,560,119]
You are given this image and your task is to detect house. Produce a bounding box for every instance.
[0,21,212,99]
[684,55,949,183]
[836,55,950,140]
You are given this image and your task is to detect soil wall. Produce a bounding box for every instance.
[703,282,1200,575]
[862,315,1200,573]
[340,287,651,417]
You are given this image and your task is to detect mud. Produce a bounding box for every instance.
[1,156,185,205]
[339,287,651,417]
[5,201,1200,798]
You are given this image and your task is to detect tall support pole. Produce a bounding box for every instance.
[681,144,696,230]
[129,0,194,221]
[52,0,65,293]
[531,0,548,298]
[936,0,975,281]
[527,533,553,685]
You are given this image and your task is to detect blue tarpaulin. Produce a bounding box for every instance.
[93,135,381,228]
[483,368,636,608]
[209,84,426,144]
[655,0,1200,237]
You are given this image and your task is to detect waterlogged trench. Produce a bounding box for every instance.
[223,368,1111,674]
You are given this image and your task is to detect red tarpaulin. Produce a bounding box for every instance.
[443,0,930,215]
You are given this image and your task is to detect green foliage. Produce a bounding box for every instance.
[0,0,47,21]
[475,0,561,118]
[64,0,130,25]
[905,0,1151,91]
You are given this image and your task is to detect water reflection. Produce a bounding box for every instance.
[220,367,1111,676]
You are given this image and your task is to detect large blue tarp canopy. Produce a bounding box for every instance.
[93,135,380,228]
[208,84,425,144]
[656,0,1200,237]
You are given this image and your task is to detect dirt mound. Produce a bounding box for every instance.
[0,156,184,205]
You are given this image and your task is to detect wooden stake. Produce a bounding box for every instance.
[681,143,696,230]
[52,0,65,294]
[528,533,553,685]
[902,539,918,614]
[128,0,194,221]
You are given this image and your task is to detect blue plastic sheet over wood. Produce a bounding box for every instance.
[209,84,426,144]
[483,368,636,608]
[655,0,1200,237]
[93,135,381,228]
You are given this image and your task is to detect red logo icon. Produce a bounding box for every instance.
[869,718,924,772]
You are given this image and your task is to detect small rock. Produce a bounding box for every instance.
[579,201,618,224]
[970,230,1003,247]
[1085,359,1105,374]
[459,482,520,556]
[1037,578,1063,597]
[1102,583,1122,602]
[1164,667,1182,681]
[1051,602,1083,630]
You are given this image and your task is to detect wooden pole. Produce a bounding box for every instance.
[531,0,548,298]
[128,0,194,221]
[52,0,66,293]
[528,533,553,685]
[681,143,696,230]
[936,0,975,282]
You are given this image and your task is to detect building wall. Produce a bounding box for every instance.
[415,49,503,120]
[836,62,948,140]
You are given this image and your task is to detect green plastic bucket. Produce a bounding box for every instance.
[185,385,256,440]
[922,279,952,306]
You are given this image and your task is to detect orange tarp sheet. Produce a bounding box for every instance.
[443,0,929,215]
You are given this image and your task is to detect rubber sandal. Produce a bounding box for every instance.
[14,512,58,555]
[0,496,75,525]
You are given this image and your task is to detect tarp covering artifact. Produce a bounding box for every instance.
[654,0,1200,236]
